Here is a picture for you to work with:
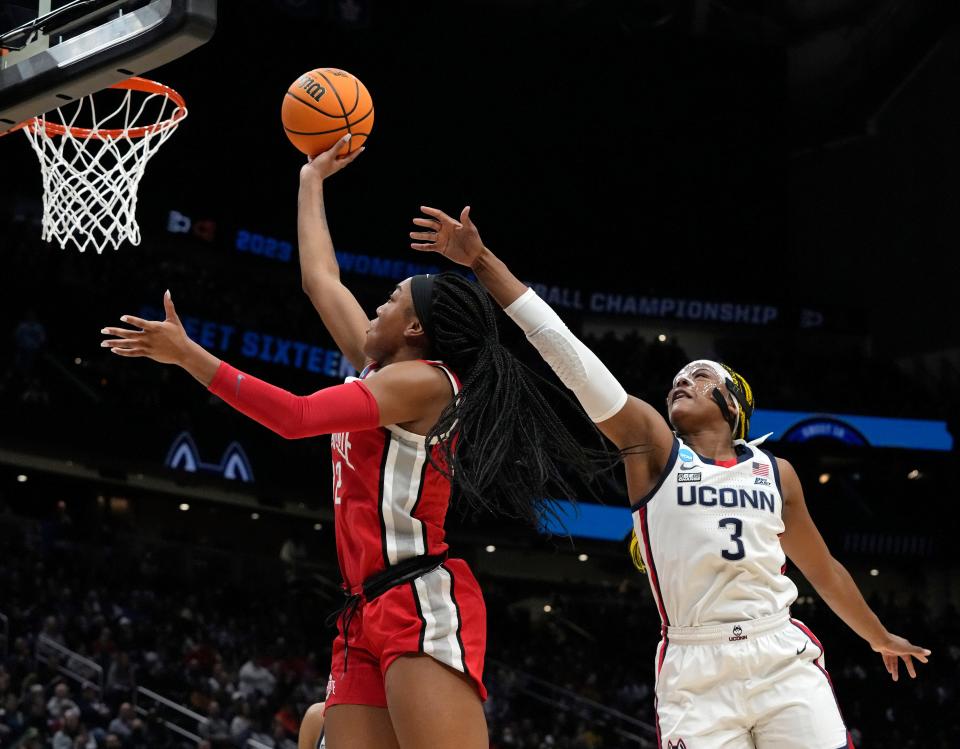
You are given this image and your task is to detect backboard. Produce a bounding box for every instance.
[0,0,216,132]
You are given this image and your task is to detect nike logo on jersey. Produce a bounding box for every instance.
[676,486,776,513]
[796,641,808,655]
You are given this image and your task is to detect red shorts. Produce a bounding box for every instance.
[324,558,488,708]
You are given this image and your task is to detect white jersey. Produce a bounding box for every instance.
[632,436,797,627]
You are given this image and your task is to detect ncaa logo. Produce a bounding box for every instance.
[679,447,697,470]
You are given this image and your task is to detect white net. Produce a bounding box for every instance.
[21,79,187,254]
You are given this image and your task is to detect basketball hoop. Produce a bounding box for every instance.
[14,77,187,254]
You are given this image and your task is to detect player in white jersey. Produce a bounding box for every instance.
[409,206,932,749]
[298,702,325,749]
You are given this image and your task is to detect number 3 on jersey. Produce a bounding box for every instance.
[719,517,745,560]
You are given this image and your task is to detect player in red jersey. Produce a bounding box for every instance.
[100,136,603,749]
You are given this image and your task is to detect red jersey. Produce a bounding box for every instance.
[330,360,461,590]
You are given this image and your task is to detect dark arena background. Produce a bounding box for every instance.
[1,0,959,747]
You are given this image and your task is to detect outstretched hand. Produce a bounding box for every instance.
[870,633,931,681]
[101,291,193,366]
[410,206,486,267]
[300,134,365,182]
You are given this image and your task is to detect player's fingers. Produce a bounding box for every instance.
[119,315,158,331]
[460,205,473,225]
[420,206,459,225]
[882,653,896,678]
[903,655,917,679]
[163,290,179,322]
[109,346,144,357]
[412,218,441,230]
[409,231,437,242]
[327,133,352,156]
[100,327,142,340]
[336,146,364,164]
[101,338,139,349]
[410,243,438,252]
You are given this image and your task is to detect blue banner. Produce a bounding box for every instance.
[138,305,357,379]
[752,409,953,452]
[540,500,632,541]
[165,210,825,329]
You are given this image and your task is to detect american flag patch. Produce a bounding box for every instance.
[752,462,769,477]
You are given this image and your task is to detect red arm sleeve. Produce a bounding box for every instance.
[208,362,380,438]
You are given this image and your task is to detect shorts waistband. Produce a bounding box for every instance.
[665,609,790,644]
[359,553,447,599]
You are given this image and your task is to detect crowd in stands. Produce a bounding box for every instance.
[0,493,957,749]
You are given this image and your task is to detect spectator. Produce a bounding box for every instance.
[197,700,230,746]
[52,707,95,749]
[229,700,253,745]
[75,684,111,730]
[107,702,141,742]
[207,660,235,701]
[93,627,116,659]
[41,616,66,647]
[106,652,136,697]
[46,683,78,721]
[0,692,26,742]
[238,659,276,699]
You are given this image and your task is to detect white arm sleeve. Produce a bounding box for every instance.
[504,288,628,422]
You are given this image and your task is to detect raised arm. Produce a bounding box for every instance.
[298,135,371,371]
[411,207,675,497]
[101,293,452,438]
[778,458,931,681]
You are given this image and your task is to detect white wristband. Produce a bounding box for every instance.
[504,288,628,422]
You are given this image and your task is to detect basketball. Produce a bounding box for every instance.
[281,68,374,157]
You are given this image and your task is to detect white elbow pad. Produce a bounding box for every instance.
[504,288,628,422]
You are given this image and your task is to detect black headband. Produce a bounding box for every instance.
[710,376,753,437]
[409,274,437,342]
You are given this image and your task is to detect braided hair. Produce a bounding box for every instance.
[417,273,608,527]
[629,531,646,573]
[719,363,755,441]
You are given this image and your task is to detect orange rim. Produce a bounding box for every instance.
[24,77,187,140]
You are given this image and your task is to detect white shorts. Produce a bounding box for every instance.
[654,610,853,749]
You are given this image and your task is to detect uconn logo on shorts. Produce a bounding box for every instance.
[729,624,748,642]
